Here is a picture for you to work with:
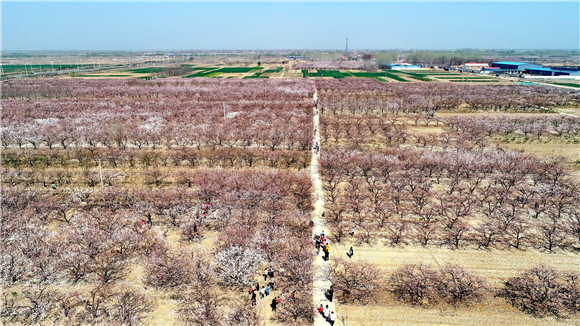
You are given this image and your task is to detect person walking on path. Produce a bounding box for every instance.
[328,311,337,325]
[270,297,278,311]
[329,285,334,302]
[260,287,266,300]
[268,266,275,278]
[347,246,353,258]
[324,243,330,261]
[263,268,268,281]
[318,304,324,315]
[265,285,270,297]
[251,290,257,306]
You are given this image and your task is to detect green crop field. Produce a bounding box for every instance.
[264,67,283,73]
[184,69,220,77]
[206,72,224,78]
[243,72,268,79]
[213,67,261,73]
[352,71,409,82]
[300,69,408,81]
[1,64,94,74]
[178,66,215,71]
[302,70,350,78]
[184,66,261,78]
[398,71,432,81]
[550,82,580,88]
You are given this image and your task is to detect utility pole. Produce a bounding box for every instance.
[344,38,348,58]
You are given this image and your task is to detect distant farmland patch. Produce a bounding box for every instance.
[243,72,268,79]
[124,67,174,74]
[550,82,580,88]
[436,76,496,80]
[184,66,261,78]
[301,70,408,81]
[1,64,94,74]
[76,74,133,77]
[264,67,283,73]
[302,70,350,78]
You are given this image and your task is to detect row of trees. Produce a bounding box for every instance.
[329,260,580,317]
[444,115,580,140]
[2,147,311,170]
[1,78,316,100]
[2,168,316,325]
[315,79,578,116]
[320,148,580,251]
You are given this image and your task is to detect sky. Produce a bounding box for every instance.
[2,1,579,51]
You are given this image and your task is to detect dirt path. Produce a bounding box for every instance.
[311,91,335,325]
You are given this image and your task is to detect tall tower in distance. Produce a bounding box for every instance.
[344,38,349,58]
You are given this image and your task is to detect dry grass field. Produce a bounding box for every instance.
[330,242,580,326]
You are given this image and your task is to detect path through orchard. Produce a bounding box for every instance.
[311,90,335,326]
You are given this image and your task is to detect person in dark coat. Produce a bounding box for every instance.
[271,297,278,311]
[329,284,334,302]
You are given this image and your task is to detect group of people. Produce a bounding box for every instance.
[318,304,337,325]
[314,141,320,155]
[314,230,330,261]
[263,266,275,281]
[248,266,277,307]
[248,282,271,302]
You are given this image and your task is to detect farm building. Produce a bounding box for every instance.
[490,61,542,73]
[463,62,488,71]
[389,64,423,70]
[525,67,580,76]
[482,67,501,74]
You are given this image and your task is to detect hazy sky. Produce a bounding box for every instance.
[2,1,579,51]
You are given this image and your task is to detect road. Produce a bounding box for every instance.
[311,90,336,326]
